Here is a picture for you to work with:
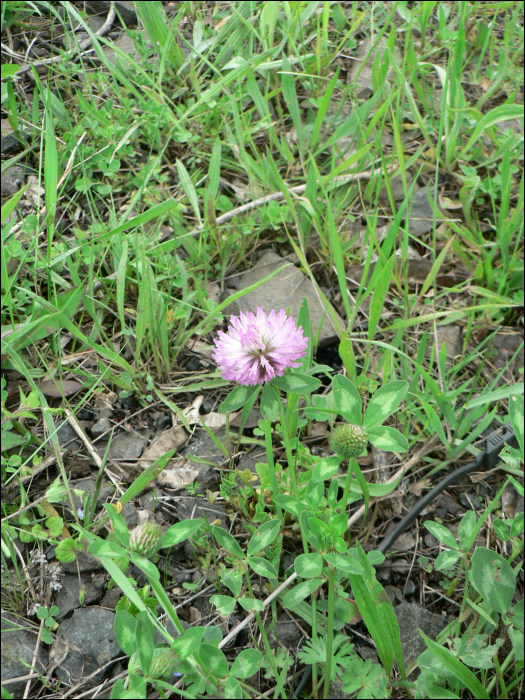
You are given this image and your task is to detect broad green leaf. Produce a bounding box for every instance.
[419,631,489,698]
[171,626,204,658]
[248,557,278,579]
[311,455,343,483]
[332,375,362,425]
[294,553,323,578]
[229,648,263,679]
[508,627,524,662]
[470,547,516,613]
[434,550,461,571]
[271,373,321,394]
[260,381,280,421]
[219,385,258,413]
[281,579,324,609]
[105,503,130,548]
[247,519,281,556]
[212,526,244,558]
[367,426,409,452]
[210,595,237,616]
[348,542,406,680]
[324,553,364,574]
[136,611,154,679]
[199,643,229,677]
[423,522,458,550]
[160,519,202,548]
[225,676,242,699]
[363,381,408,429]
[273,495,308,517]
[459,104,524,158]
[88,539,128,559]
[238,597,264,612]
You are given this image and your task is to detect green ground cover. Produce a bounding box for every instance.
[1,2,523,698]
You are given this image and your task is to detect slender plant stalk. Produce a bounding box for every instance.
[276,388,299,497]
[323,565,336,699]
[263,418,282,521]
[311,590,319,699]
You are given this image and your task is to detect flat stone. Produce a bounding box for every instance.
[487,330,524,382]
[0,134,22,156]
[108,432,146,460]
[55,420,82,452]
[1,165,25,197]
[91,417,111,437]
[394,602,448,672]
[407,187,445,237]
[86,0,136,25]
[349,38,399,99]
[429,325,462,365]
[222,251,344,344]
[267,611,307,649]
[1,613,48,698]
[69,477,115,517]
[56,550,105,575]
[328,681,351,699]
[54,573,105,619]
[100,588,122,610]
[55,607,121,688]
[435,494,463,516]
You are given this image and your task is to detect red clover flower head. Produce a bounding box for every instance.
[212,307,309,386]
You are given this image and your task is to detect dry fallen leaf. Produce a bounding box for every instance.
[141,426,187,465]
[409,479,428,496]
[156,461,200,489]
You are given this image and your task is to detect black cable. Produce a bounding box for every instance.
[291,422,517,698]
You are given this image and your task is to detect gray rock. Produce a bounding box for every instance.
[104,33,148,69]
[403,579,417,597]
[384,584,404,605]
[487,330,524,382]
[173,496,229,529]
[69,477,115,516]
[95,407,113,420]
[394,602,448,672]
[1,134,22,156]
[160,561,194,587]
[108,432,146,460]
[328,680,351,699]
[58,550,105,575]
[359,646,379,664]
[62,14,105,48]
[54,573,105,619]
[435,494,463,516]
[100,588,122,610]
[120,502,140,528]
[55,607,121,688]
[1,165,25,197]
[424,532,438,548]
[86,0,137,25]
[430,325,462,365]
[267,611,307,649]
[348,38,399,99]
[138,486,162,513]
[55,420,82,452]
[91,417,111,437]
[222,251,344,343]
[408,187,445,237]
[1,613,48,698]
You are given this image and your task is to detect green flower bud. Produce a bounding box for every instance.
[128,646,179,679]
[329,424,368,458]
[129,520,163,557]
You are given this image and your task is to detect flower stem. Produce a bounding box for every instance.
[323,565,336,700]
[311,590,319,699]
[263,418,282,521]
[339,456,356,518]
[276,387,298,497]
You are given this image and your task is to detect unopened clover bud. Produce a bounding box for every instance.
[329,424,368,458]
[128,520,163,557]
[128,646,179,679]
